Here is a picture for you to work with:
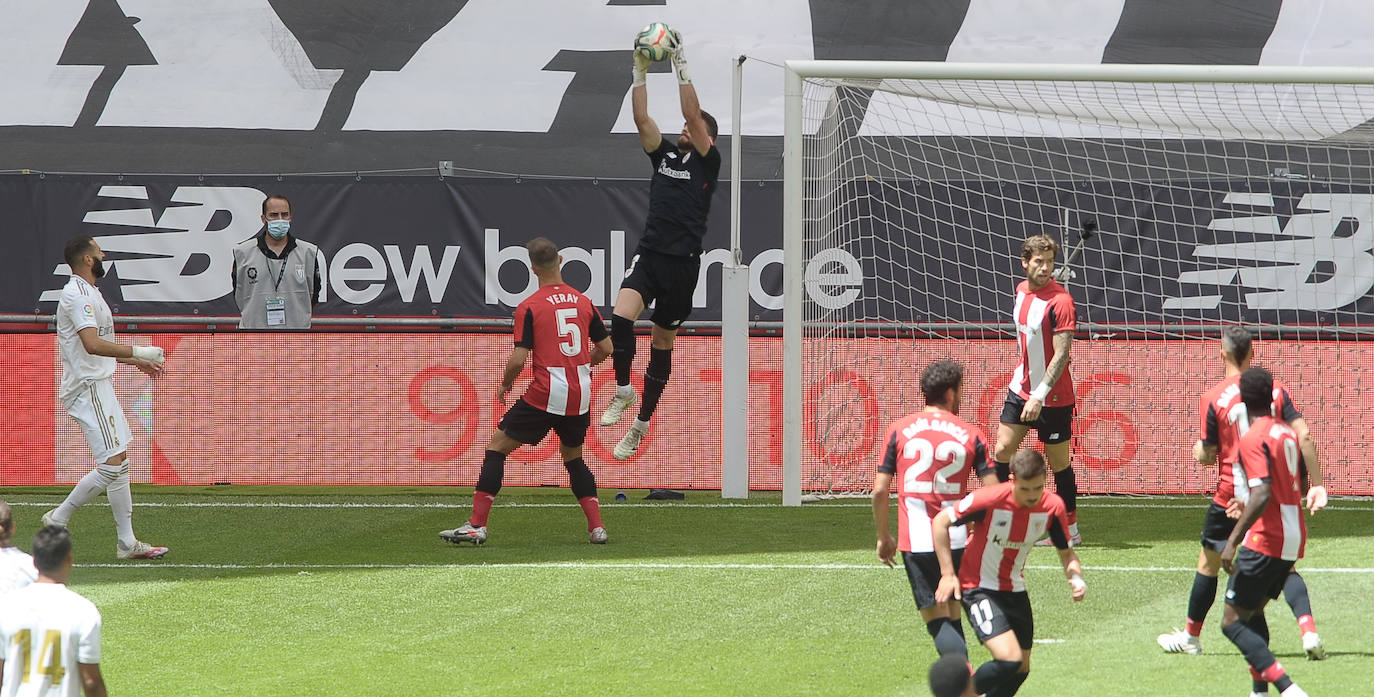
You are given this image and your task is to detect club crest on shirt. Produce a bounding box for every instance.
[294,264,306,284]
[246,267,258,281]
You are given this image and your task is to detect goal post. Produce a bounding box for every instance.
[782,60,1374,505]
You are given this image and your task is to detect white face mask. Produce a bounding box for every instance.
[266,220,291,239]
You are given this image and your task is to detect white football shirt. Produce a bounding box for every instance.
[0,583,102,697]
[0,547,37,594]
[56,276,116,405]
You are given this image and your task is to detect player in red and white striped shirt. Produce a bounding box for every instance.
[931,450,1085,697]
[1218,368,1314,697]
[993,235,1081,545]
[439,238,613,546]
[1158,328,1328,661]
[872,359,998,659]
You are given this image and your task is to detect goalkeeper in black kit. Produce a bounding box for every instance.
[600,26,722,462]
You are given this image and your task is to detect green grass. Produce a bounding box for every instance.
[2,487,1371,696]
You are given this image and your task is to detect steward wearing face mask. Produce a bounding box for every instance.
[231,193,322,329]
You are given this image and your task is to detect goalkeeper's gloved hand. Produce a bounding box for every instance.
[631,50,651,88]
[132,345,165,364]
[668,29,691,85]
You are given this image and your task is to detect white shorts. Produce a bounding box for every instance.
[64,378,132,463]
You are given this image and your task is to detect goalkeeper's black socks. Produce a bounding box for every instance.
[637,347,672,422]
[994,459,1010,482]
[611,314,635,387]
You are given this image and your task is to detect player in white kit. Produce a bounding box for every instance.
[0,502,37,594]
[42,236,168,560]
[0,526,107,697]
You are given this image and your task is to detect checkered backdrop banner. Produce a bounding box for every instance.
[2,331,1370,495]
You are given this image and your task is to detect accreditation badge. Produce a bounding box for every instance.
[266,296,286,327]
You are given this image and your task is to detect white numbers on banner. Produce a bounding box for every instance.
[555,308,581,356]
[902,438,966,495]
[968,598,995,636]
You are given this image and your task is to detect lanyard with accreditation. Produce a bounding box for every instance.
[265,249,291,327]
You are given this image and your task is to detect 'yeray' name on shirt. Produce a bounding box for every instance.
[900,416,970,444]
[544,293,582,306]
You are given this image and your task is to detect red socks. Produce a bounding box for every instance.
[471,491,496,527]
[578,496,603,530]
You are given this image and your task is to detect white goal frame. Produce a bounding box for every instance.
[780,60,1374,506]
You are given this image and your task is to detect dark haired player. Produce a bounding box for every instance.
[1217,368,1313,697]
[932,450,1086,697]
[440,238,613,545]
[872,359,998,659]
[1158,327,1327,661]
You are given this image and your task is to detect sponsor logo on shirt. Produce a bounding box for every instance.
[657,160,692,181]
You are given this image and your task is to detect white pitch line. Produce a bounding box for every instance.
[5,501,1372,511]
[68,561,1374,573]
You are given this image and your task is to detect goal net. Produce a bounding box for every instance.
[782,61,1374,503]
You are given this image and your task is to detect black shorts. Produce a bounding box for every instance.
[903,549,963,611]
[620,248,700,330]
[1200,501,1236,553]
[1225,547,1294,610]
[1000,391,1075,445]
[498,399,590,447]
[962,587,1034,650]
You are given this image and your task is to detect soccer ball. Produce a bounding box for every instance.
[634,22,674,62]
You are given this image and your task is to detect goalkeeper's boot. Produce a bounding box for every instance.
[117,540,168,560]
[589,527,608,544]
[1156,628,1201,655]
[600,387,637,426]
[440,522,487,546]
[40,509,66,529]
[1303,632,1327,660]
[613,421,648,460]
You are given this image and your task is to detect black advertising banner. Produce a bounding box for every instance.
[5,174,785,321]
[4,174,1373,325]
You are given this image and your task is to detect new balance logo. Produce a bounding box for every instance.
[1165,192,1374,311]
[40,186,265,304]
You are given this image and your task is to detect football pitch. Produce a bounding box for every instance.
[2,487,1370,696]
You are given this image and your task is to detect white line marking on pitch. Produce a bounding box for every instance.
[6,501,1372,511]
[69,562,1374,573]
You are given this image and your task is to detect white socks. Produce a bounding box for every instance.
[105,462,136,548]
[617,384,635,399]
[53,463,119,523]
[53,460,136,547]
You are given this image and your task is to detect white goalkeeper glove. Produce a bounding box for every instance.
[668,29,691,85]
[132,345,165,365]
[631,50,651,88]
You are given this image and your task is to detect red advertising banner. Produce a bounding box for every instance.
[6,333,1370,495]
